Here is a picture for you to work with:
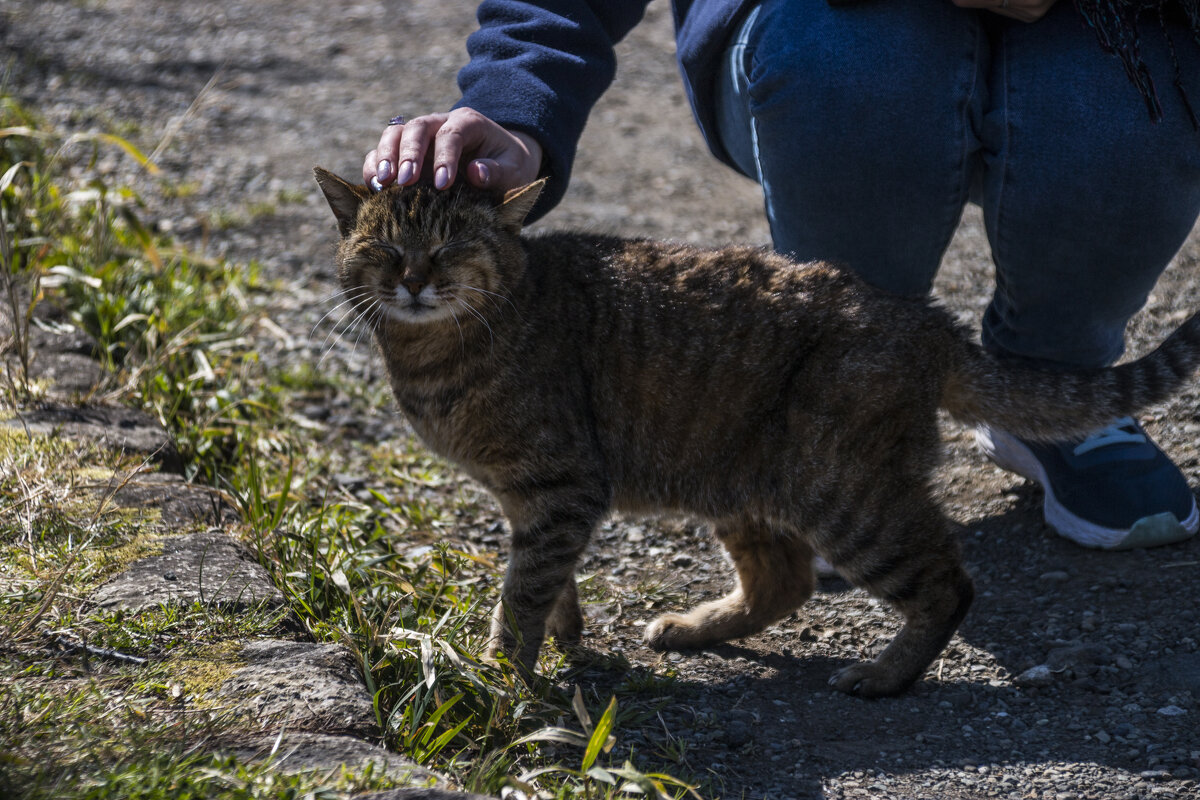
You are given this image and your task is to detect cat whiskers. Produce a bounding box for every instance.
[444,298,468,354]
[310,291,363,337]
[450,294,496,350]
[311,289,370,347]
[348,296,384,358]
[448,283,523,322]
[314,288,382,366]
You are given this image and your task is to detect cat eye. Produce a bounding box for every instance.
[430,240,472,263]
[370,240,402,258]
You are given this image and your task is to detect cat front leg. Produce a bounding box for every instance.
[545,578,584,644]
[488,492,603,674]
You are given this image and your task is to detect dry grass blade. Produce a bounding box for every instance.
[147,64,226,168]
[11,453,158,640]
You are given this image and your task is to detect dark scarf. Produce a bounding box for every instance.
[1074,0,1200,125]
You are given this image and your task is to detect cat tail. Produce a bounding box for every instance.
[942,311,1200,441]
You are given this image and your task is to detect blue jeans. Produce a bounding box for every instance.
[715,0,1200,368]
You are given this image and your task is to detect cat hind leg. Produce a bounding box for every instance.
[823,507,973,697]
[645,519,815,651]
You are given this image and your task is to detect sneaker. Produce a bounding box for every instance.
[814,554,839,578]
[976,417,1199,550]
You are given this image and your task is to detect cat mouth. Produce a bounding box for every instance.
[384,296,450,323]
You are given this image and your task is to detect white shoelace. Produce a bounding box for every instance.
[1072,416,1147,456]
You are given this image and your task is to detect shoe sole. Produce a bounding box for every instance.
[976,427,1199,550]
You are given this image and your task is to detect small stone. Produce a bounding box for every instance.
[1116,655,1134,670]
[1039,570,1070,582]
[1095,730,1112,743]
[1015,665,1055,687]
[1157,705,1188,717]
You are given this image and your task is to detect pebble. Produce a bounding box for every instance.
[1157,705,1188,716]
[1039,570,1070,582]
[1015,664,1055,687]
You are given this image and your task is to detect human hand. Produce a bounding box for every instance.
[363,108,543,193]
[950,0,1057,22]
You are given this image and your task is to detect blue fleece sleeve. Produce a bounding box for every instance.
[454,0,654,220]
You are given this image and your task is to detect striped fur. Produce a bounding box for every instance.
[316,169,1199,696]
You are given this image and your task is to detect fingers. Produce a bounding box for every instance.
[362,108,543,195]
[429,113,542,192]
[395,113,451,187]
[364,112,448,189]
[362,117,407,187]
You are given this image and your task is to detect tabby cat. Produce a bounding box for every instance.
[314,167,1200,696]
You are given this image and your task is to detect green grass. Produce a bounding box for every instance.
[0,94,703,799]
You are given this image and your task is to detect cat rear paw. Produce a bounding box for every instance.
[645,613,710,651]
[828,661,917,697]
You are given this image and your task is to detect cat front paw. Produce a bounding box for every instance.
[484,639,541,681]
[546,610,584,645]
[545,584,584,645]
[487,605,542,676]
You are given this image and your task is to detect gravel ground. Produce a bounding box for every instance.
[5,1,1200,798]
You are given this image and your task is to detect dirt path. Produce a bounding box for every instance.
[5,1,1200,798]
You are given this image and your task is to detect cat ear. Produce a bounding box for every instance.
[313,167,371,237]
[498,179,547,232]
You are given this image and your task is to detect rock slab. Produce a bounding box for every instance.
[226,732,444,787]
[90,529,285,612]
[1,402,181,471]
[216,640,378,737]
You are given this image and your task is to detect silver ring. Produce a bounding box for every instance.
[387,115,406,126]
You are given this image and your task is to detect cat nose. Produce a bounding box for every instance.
[401,279,426,297]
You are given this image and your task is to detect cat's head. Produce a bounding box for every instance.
[314,167,543,326]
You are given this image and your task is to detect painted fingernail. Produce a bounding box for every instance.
[396,160,415,185]
[370,176,383,192]
[475,161,491,186]
[376,159,392,182]
[435,164,450,189]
